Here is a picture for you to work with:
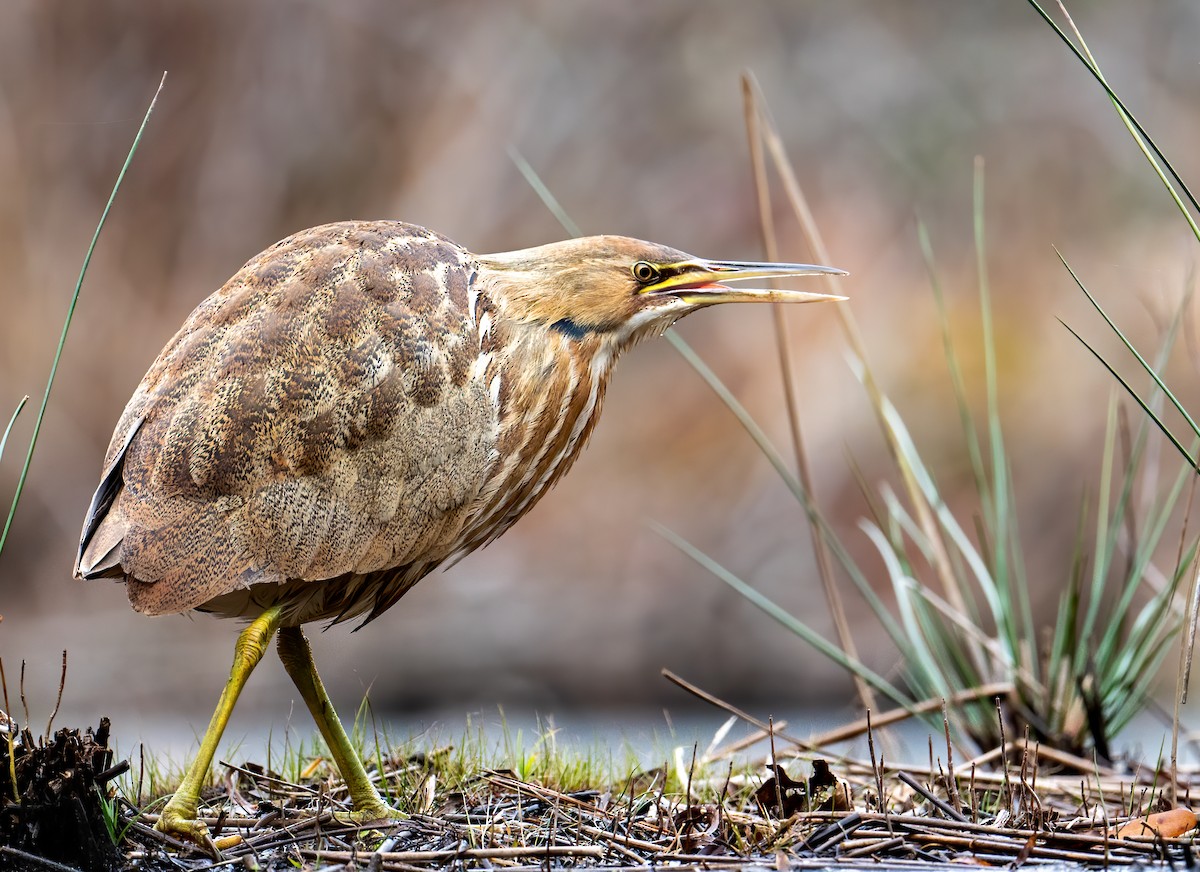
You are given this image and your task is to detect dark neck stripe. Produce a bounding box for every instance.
[550,318,589,341]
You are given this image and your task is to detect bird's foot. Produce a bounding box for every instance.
[333,800,408,828]
[155,802,220,857]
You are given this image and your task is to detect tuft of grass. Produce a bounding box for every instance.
[116,702,744,826]
[656,66,1194,758]
[101,696,1200,866]
[1026,0,1200,796]
[513,12,1193,763]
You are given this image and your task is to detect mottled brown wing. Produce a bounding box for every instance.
[76,221,499,617]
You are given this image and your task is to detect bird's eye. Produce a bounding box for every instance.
[631,261,661,284]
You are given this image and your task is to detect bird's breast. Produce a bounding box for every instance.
[457,314,614,553]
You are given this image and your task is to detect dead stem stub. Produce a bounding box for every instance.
[0,717,126,872]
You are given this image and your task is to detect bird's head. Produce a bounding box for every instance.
[475,235,847,347]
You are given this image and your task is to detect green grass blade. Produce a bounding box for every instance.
[880,486,931,564]
[1046,504,1088,727]
[973,162,1010,586]
[869,375,1006,625]
[0,397,29,465]
[0,73,166,557]
[1059,250,1200,455]
[1120,595,1183,684]
[653,521,913,708]
[1062,323,1187,666]
[1060,321,1197,476]
[918,220,988,506]
[972,162,1030,672]
[507,145,583,239]
[1094,458,1191,672]
[666,331,908,646]
[860,521,947,696]
[1105,629,1180,735]
[1004,459,1035,671]
[1024,0,1200,235]
[1081,393,1123,651]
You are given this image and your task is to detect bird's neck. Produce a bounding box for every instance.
[459,293,626,551]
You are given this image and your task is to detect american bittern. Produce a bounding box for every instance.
[74,221,845,845]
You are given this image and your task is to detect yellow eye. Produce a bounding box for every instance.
[631,261,660,284]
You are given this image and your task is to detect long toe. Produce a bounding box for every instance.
[155,808,219,856]
[335,801,408,826]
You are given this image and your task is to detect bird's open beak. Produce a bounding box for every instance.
[642,259,848,305]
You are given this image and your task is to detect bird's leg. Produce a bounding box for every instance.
[276,626,405,823]
[156,605,284,848]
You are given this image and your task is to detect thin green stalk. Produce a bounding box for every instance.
[918,221,986,503]
[1077,395,1119,666]
[0,398,28,465]
[507,145,583,240]
[0,73,166,556]
[1047,504,1088,725]
[1024,0,1200,236]
[1061,252,1200,462]
[663,330,908,647]
[654,521,911,708]
[973,161,1025,668]
[1059,327,1196,479]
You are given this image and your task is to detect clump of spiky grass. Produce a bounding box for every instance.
[1026,1,1200,780]
[502,1,1199,764]
[657,37,1197,759]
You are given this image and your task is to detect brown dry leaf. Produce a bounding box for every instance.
[809,759,852,812]
[1011,832,1037,867]
[1115,807,1198,840]
[754,764,807,816]
[675,805,718,853]
[755,760,852,816]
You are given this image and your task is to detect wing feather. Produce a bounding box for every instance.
[75,221,498,619]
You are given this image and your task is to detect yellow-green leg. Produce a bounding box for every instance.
[276,626,404,823]
[156,605,284,847]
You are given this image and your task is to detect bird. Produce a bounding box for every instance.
[73,220,846,847]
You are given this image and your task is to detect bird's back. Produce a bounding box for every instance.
[76,221,503,624]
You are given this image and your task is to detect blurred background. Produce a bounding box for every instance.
[2,1,1200,749]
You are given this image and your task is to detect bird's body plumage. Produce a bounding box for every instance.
[77,221,652,625]
[74,218,845,847]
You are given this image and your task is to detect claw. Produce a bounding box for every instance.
[334,802,408,827]
[155,805,220,857]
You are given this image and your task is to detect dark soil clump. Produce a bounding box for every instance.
[0,717,126,872]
